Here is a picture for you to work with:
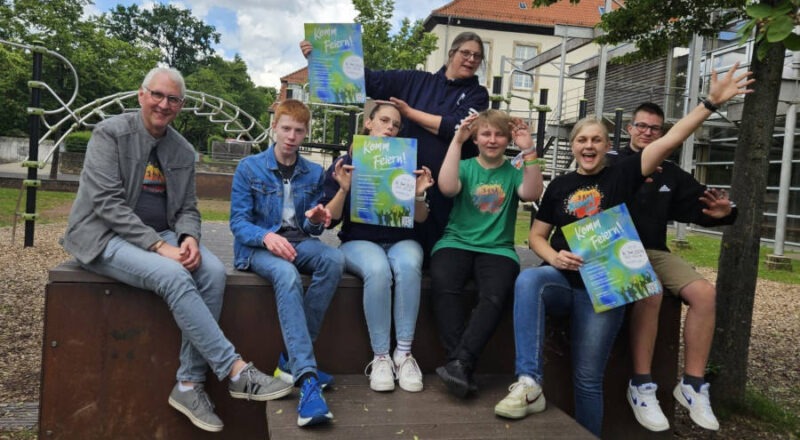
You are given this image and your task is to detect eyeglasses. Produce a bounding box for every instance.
[457,49,483,61]
[143,86,184,106]
[631,122,663,134]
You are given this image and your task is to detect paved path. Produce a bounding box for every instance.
[0,402,38,430]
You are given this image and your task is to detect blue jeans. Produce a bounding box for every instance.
[81,231,234,383]
[513,265,624,437]
[339,239,423,355]
[248,238,344,380]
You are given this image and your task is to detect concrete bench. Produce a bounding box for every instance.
[39,224,680,439]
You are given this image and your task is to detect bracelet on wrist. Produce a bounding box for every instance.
[524,158,546,169]
[701,98,718,112]
[415,190,427,202]
[151,240,165,252]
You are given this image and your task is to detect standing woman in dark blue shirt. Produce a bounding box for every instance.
[302,32,490,257]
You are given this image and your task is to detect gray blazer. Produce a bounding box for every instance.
[62,111,201,264]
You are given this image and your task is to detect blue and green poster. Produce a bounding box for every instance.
[304,23,366,104]
[562,203,663,313]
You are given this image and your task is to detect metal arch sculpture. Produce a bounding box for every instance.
[1,38,270,245]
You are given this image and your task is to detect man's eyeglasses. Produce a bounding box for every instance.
[457,49,483,61]
[631,122,663,134]
[143,86,184,106]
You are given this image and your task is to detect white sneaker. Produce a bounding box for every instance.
[395,354,423,392]
[627,381,669,431]
[673,381,720,431]
[494,379,546,419]
[365,356,395,392]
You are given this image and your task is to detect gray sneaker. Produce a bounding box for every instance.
[168,383,224,432]
[229,362,293,401]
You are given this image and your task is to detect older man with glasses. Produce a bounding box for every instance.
[607,102,737,433]
[62,66,292,433]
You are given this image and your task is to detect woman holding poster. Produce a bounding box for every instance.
[493,64,753,437]
[321,102,434,393]
[302,32,489,259]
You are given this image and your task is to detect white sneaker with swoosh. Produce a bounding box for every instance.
[673,381,719,431]
[494,379,546,419]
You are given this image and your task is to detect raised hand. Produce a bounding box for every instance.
[299,40,312,58]
[454,113,479,144]
[332,159,354,192]
[509,117,533,150]
[699,188,733,219]
[414,166,435,195]
[706,62,755,106]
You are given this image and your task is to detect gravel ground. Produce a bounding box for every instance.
[0,223,798,438]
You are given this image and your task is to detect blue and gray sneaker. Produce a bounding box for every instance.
[274,352,334,388]
[297,376,333,427]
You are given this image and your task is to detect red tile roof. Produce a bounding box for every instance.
[280,66,308,85]
[431,0,613,28]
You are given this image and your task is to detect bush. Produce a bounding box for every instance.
[64,131,92,153]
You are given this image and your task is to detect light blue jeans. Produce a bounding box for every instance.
[81,231,235,383]
[513,265,625,437]
[248,238,344,381]
[339,239,423,355]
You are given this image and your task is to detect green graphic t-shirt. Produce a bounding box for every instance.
[432,158,523,262]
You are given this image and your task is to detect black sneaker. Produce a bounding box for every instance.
[436,360,471,398]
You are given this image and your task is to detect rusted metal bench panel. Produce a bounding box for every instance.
[41,240,680,439]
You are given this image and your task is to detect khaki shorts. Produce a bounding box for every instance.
[645,249,705,296]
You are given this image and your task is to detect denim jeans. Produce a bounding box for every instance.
[513,265,625,437]
[430,247,519,368]
[81,231,235,383]
[248,238,344,380]
[339,239,423,355]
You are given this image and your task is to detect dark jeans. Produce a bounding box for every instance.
[430,247,519,368]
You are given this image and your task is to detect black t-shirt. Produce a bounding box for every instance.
[134,148,169,232]
[535,154,645,286]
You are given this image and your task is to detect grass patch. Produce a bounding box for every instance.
[722,388,800,437]
[668,231,800,285]
[0,188,75,227]
[0,188,232,228]
[515,208,533,246]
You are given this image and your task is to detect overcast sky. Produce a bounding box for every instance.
[86,0,437,89]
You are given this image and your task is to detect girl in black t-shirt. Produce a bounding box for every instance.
[494,63,753,436]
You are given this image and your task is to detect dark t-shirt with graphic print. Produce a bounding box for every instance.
[535,154,645,287]
[134,148,169,232]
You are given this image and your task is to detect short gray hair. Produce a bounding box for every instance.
[141,67,186,97]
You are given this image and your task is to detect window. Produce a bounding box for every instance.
[476,41,492,87]
[519,2,528,8]
[512,44,538,90]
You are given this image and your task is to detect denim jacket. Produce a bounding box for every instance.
[230,145,326,270]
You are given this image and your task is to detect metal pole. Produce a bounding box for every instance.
[24,43,44,247]
[613,108,623,151]
[536,89,548,157]
[491,77,503,110]
[676,33,703,242]
[594,0,613,119]
[774,103,797,256]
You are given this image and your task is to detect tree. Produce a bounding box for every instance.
[532,0,797,406]
[102,3,220,75]
[353,0,438,70]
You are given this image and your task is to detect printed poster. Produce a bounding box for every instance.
[350,135,417,228]
[562,203,663,313]
[304,23,366,104]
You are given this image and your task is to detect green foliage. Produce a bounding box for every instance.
[353,0,438,70]
[739,0,800,59]
[727,388,800,437]
[64,130,91,153]
[102,3,221,74]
